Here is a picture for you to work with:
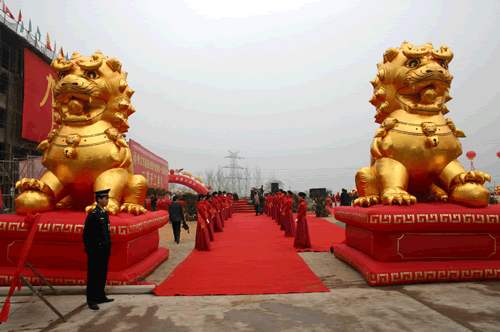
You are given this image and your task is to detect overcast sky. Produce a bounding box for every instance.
[17,0,500,192]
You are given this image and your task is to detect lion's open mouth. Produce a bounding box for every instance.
[397,79,449,112]
[55,92,107,123]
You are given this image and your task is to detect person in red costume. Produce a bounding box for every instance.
[195,194,211,251]
[263,194,268,215]
[211,192,224,232]
[294,192,311,249]
[221,191,229,222]
[228,193,233,218]
[268,193,273,219]
[273,192,279,221]
[217,191,225,227]
[283,191,295,237]
[335,192,341,207]
[280,190,287,230]
[267,194,272,217]
[275,191,281,224]
[203,193,215,241]
[225,192,230,219]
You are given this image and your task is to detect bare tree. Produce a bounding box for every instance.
[215,165,227,191]
[242,164,252,198]
[253,165,263,189]
[203,167,216,189]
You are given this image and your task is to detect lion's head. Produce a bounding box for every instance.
[50,51,135,132]
[370,41,454,124]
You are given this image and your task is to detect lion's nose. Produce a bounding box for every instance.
[61,83,79,86]
[426,70,444,74]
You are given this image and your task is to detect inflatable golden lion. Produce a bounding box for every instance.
[15,51,147,215]
[354,41,490,208]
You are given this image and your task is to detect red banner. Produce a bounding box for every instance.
[22,48,58,143]
[129,140,169,189]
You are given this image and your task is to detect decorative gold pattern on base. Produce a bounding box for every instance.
[334,211,500,225]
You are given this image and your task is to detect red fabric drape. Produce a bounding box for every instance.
[0,213,41,323]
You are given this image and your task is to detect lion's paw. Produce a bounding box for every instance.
[85,203,120,215]
[85,203,97,214]
[15,190,53,214]
[457,171,491,186]
[120,203,147,215]
[55,202,75,211]
[354,195,380,207]
[381,188,417,205]
[429,194,449,203]
[15,178,46,193]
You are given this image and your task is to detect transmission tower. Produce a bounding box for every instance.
[223,150,244,194]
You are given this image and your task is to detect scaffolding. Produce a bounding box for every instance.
[0,14,47,213]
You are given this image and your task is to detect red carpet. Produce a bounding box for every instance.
[153,214,331,296]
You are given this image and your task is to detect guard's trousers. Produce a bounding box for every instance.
[86,252,110,304]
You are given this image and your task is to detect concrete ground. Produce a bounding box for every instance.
[2,214,500,332]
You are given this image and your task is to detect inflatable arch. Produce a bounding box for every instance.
[169,174,208,194]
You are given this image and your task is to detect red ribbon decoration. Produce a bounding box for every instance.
[0,213,42,323]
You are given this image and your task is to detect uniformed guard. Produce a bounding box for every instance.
[82,188,114,311]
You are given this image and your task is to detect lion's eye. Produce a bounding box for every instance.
[439,61,448,70]
[58,71,68,79]
[405,59,421,68]
[86,71,99,79]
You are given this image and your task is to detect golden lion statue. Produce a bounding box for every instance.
[354,41,490,208]
[15,51,147,215]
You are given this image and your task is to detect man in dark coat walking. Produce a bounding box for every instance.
[82,189,114,311]
[168,195,185,244]
[150,193,158,211]
[340,188,351,206]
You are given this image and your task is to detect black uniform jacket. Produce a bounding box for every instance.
[83,206,111,255]
[168,201,185,223]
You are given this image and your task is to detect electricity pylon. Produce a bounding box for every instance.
[223,150,244,194]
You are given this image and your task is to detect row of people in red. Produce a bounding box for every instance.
[195,191,234,251]
[263,190,311,249]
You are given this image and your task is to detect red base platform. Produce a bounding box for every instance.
[334,203,500,286]
[0,210,169,286]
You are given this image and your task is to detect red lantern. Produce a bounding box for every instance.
[466,151,476,160]
[169,169,174,175]
[497,152,500,159]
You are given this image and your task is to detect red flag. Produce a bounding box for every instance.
[18,9,22,22]
[5,7,15,20]
[60,47,64,58]
[46,33,52,51]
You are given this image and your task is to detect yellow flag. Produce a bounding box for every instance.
[46,33,50,45]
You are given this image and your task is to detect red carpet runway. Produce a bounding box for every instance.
[153,213,345,296]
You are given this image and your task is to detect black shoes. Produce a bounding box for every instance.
[97,298,114,304]
[88,303,100,310]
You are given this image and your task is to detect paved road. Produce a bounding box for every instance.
[2,214,500,331]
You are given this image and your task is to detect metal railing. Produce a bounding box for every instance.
[1,11,59,61]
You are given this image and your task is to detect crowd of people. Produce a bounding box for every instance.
[170,191,235,251]
[329,189,358,207]
[262,189,312,249]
